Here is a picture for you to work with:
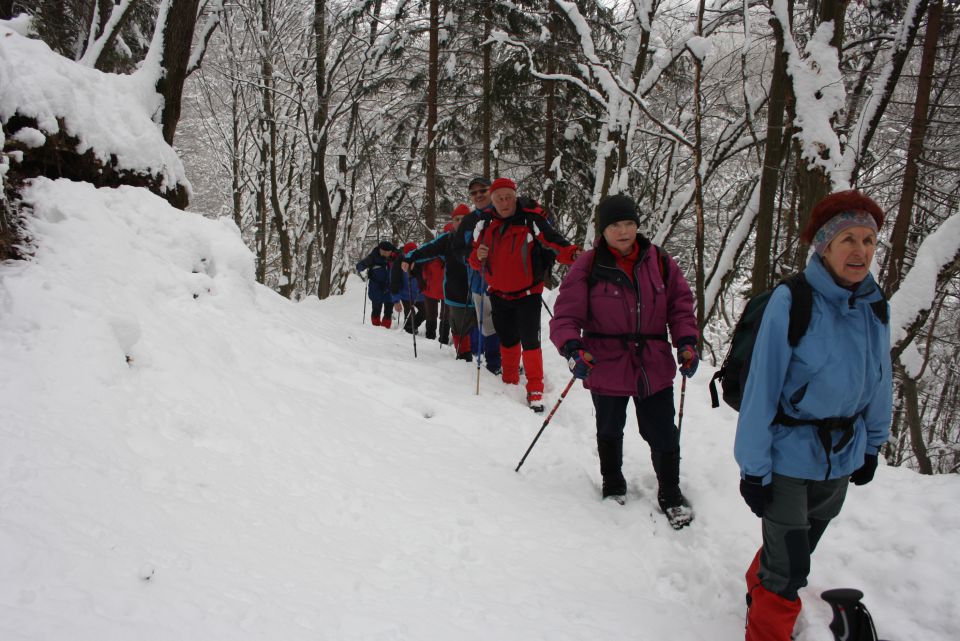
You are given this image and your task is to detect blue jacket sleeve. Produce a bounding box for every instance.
[862,304,893,454]
[733,286,793,484]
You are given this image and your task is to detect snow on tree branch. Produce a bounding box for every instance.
[186,0,225,77]
[889,212,960,374]
[835,0,926,187]
[77,0,136,68]
[770,0,846,189]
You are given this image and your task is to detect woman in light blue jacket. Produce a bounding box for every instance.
[735,190,892,641]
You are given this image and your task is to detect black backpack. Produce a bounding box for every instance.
[708,274,888,412]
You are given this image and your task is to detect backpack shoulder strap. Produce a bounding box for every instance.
[870,288,889,325]
[781,273,813,348]
[649,245,668,283]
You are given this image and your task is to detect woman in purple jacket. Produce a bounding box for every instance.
[549,195,700,528]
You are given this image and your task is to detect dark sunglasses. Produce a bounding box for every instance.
[469,188,488,196]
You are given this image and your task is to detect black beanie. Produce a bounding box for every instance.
[597,194,640,233]
[378,241,395,252]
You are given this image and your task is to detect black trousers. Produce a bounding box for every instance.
[489,293,541,350]
[592,387,680,453]
[398,300,425,332]
[592,387,681,495]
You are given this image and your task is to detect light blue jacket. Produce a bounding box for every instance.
[734,255,892,483]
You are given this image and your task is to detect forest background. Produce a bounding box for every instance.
[2,0,959,476]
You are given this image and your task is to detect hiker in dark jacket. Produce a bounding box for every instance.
[735,190,892,641]
[356,240,397,329]
[403,204,477,361]
[391,242,426,335]
[468,177,580,411]
[459,176,501,373]
[549,194,699,527]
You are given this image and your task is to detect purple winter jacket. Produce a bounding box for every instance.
[549,235,698,398]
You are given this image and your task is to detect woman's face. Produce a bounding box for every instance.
[602,220,639,256]
[821,225,877,287]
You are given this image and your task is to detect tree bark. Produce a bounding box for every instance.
[751,11,790,295]
[481,2,492,177]
[883,0,941,298]
[542,1,559,215]
[897,362,934,474]
[422,0,439,238]
[156,0,201,145]
[691,0,706,335]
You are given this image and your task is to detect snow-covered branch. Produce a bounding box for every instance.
[889,212,960,371]
[77,0,136,68]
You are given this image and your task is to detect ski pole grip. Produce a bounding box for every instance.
[821,588,872,641]
[821,588,864,605]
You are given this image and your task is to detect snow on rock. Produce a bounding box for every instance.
[0,24,189,197]
[9,126,45,148]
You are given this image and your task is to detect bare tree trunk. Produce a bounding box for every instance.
[691,0,706,334]
[482,1,492,177]
[156,0,201,145]
[883,0,941,298]
[751,7,791,295]
[542,1,559,215]
[313,0,334,300]
[897,362,934,474]
[422,0,439,238]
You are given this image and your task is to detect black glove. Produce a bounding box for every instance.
[850,453,878,486]
[739,475,772,518]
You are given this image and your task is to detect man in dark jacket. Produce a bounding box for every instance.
[468,177,580,411]
[403,204,477,361]
[356,241,397,328]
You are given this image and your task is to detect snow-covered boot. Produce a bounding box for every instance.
[654,450,693,529]
[371,313,381,326]
[501,343,521,385]
[381,316,392,329]
[526,391,544,413]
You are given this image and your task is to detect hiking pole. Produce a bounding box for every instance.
[362,276,368,324]
[541,297,554,319]
[515,375,577,473]
[409,293,418,359]
[475,292,485,395]
[677,375,687,436]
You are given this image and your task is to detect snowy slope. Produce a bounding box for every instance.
[0,178,956,641]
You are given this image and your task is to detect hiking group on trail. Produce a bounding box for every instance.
[357,180,892,641]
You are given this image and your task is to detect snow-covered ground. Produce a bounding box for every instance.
[1,178,957,641]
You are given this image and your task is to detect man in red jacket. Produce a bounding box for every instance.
[468,177,579,411]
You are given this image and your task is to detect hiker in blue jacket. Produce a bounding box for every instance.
[391,242,426,335]
[735,190,892,641]
[356,241,398,329]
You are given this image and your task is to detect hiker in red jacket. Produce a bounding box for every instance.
[468,177,579,412]
[419,247,445,341]
[549,194,699,529]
